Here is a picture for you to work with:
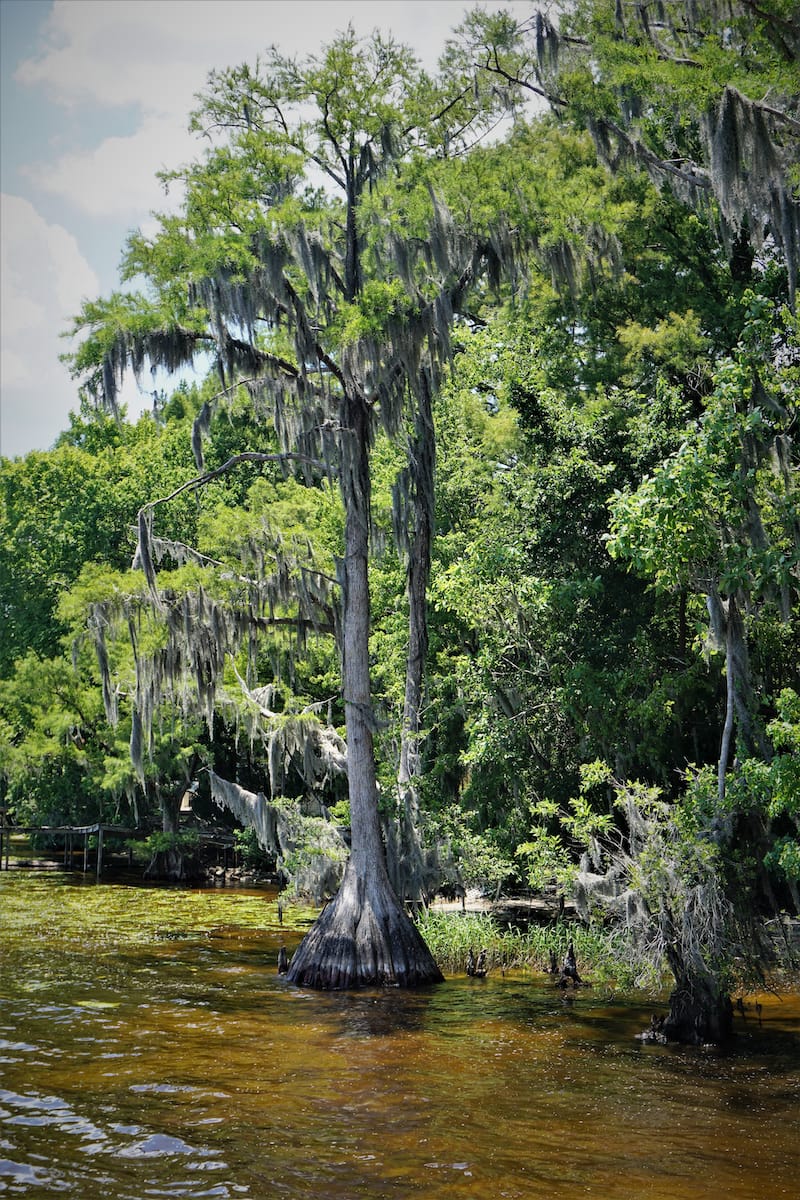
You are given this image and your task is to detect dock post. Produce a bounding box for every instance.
[96,826,104,880]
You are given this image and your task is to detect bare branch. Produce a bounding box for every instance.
[481,49,568,109]
[142,450,329,515]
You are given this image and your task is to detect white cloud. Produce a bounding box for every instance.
[0,193,99,456]
[15,0,220,113]
[0,193,157,456]
[17,1,514,111]
[21,112,193,220]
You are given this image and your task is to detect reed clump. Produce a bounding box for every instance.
[416,909,647,989]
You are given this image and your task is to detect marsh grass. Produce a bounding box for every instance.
[416,908,650,990]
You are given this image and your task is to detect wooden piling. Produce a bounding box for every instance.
[96,826,104,880]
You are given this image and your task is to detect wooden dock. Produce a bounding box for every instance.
[0,821,135,878]
[0,815,240,879]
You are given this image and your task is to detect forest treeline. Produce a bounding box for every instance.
[1,2,798,1031]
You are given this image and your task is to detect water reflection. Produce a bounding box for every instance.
[1,870,799,1198]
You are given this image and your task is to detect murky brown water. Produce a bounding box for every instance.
[1,870,798,1198]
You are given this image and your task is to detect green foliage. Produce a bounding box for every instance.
[429,803,516,893]
[525,754,796,996]
[756,689,800,887]
[416,910,518,973]
[617,309,711,382]
[608,297,799,601]
[0,408,200,673]
[764,838,800,886]
[233,826,274,869]
[327,799,351,826]
[337,280,413,345]
[517,761,615,892]
[0,648,127,825]
[132,829,201,860]
[459,0,800,301]
[766,689,800,820]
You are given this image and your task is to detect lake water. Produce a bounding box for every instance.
[1,869,799,1198]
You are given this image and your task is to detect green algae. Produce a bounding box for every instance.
[0,869,314,953]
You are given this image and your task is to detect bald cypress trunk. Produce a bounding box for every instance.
[663,945,733,1046]
[144,785,191,882]
[714,591,767,805]
[389,377,437,906]
[286,393,443,988]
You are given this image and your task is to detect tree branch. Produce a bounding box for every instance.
[223,334,301,379]
[481,50,568,110]
[142,451,328,514]
[594,117,713,190]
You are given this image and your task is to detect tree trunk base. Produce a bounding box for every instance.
[144,848,199,883]
[286,860,444,989]
[661,977,733,1045]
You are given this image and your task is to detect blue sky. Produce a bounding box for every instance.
[0,0,534,459]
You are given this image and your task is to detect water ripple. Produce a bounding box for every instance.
[0,1087,238,1197]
